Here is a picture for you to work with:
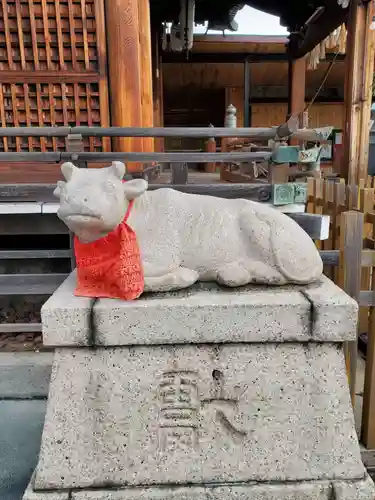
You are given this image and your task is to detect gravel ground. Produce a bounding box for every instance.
[0,332,46,352]
[0,297,47,351]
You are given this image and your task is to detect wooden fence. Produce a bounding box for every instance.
[307,177,375,448]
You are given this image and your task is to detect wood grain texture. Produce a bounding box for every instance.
[0,181,286,203]
[340,210,364,405]
[152,28,164,152]
[0,0,110,170]
[94,0,111,152]
[290,57,306,128]
[362,206,375,448]
[138,0,154,153]
[343,0,375,183]
[0,126,333,139]
[170,163,188,185]
[105,0,143,164]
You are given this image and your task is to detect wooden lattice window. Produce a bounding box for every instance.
[0,0,100,72]
[0,0,110,153]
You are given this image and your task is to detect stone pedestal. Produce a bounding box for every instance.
[24,272,375,500]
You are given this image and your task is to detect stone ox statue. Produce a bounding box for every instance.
[54,161,323,292]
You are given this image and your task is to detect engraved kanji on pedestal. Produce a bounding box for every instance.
[157,368,246,453]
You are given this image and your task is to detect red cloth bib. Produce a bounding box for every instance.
[74,199,144,300]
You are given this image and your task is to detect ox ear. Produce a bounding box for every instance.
[110,161,126,179]
[53,180,66,198]
[61,162,77,181]
[123,179,148,200]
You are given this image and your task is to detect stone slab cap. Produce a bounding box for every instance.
[41,271,93,347]
[41,273,358,347]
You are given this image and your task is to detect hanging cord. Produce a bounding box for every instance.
[305,50,340,113]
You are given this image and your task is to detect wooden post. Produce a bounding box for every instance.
[171,163,188,184]
[340,210,364,405]
[289,57,306,146]
[138,0,154,154]
[244,58,251,127]
[363,213,375,448]
[342,0,375,184]
[205,124,216,173]
[152,27,164,152]
[105,0,154,171]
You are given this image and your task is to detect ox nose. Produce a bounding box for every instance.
[60,198,102,219]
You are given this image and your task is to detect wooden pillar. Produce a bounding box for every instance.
[244,58,251,127]
[342,0,375,184]
[289,56,306,145]
[138,0,154,153]
[205,124,216,173]
[152,27,164,152]
[105,0,154,171]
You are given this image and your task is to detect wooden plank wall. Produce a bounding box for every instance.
[0,0,110,183]
[252,102,344,129]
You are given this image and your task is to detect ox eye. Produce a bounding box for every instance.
[83,197,88,203]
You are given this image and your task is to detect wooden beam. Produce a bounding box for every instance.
[105,0,143,170]
[0,273,67,295]
[59,151,272,163]
[0,249,71,259]
[342,0,375,184]
[0,323,42,334]
[161,52,345,64]
[0,182,289,203]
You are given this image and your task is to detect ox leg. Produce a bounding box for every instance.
[216,261,286,287]
[144,266,199,292]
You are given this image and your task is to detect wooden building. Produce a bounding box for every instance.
[162,35,346,152]
[0,0,373,184]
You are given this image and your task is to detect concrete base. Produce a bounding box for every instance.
[23,475,375,500]
[24,274,375,500]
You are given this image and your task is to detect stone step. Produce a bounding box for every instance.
[0,352,53,399]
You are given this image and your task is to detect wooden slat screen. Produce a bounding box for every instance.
[0,0,110,175]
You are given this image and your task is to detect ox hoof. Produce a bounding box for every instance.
[216,264,251,287]
[174,267,199,288]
